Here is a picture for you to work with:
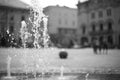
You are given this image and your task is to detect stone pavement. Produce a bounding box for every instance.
[0,48,120,73]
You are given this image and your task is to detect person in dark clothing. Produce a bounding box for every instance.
[98,40,104,54]
[92,40,98,54]
[102,40,108,54]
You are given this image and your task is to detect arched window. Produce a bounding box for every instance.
[98,20,104,31]
[106,19,114,31]
[108,22,112,30]
[99,36,103,42]
[91,22,97,32]
[82,26,86,34]
[107,35,113,44]
[100,23,103,31]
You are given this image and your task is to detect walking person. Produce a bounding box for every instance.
[96,39,100,54]
[98,40,104,54]
[92,39,97,54]
[102,39,108,54]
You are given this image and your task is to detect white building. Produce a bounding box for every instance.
[77,0,120,47]
[44,6,78,47]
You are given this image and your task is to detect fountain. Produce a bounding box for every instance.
[1,56,16,80]
[29,0,50,48]
[7,56,11,77]
[57,66,77,80]
[58,66,66,80]
[85,73,89,80]
[19,0,53,79]
[1,0,75,80]
[0,0,119,78]
[20,0,77,79]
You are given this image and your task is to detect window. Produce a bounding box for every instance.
[107,9,112,16]
[119,35,120,45]
[0,22,6,34]
[92,24,96,31]
[58,28,66,34]
[99,36,103,42]
[63,29,67,34]
[107,35,113,44]
[10,16,14,21]
[118,18,120,24]
[91,37,96,42]
[98,11,103,18]
[100,23,103,31]
[10,25,14,33]
[21,16,25,21]
[108,22,112,30]
[91,12,95,19]
[58,28,62,33]
[82,26,86,34]
[73,29,76,34]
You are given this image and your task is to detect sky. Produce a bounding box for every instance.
[20,0,87,8]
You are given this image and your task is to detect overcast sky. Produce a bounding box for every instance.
[20,0,87,8]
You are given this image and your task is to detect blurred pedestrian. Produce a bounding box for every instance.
[92,39,97,54]
[102,39,108,54]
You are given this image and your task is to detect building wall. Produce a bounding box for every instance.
[77,0,120,47]
[44,6,77,35]
[0,6,29,41]
[114,6,120,45]
[44,6,78,46]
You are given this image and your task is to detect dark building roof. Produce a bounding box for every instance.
[0,0,30,9]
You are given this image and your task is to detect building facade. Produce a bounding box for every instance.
[77,0,120,47]
[44,6,78,46]
[0,0,29,41]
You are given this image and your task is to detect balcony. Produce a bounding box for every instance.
[89,29,114,36]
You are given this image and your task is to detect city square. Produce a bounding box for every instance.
[0,48,120,80]
[0,48,120,72]
[0,0,120,80]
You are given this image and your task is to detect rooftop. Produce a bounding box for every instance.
[45,5,77,10]
[0,0,30,9]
